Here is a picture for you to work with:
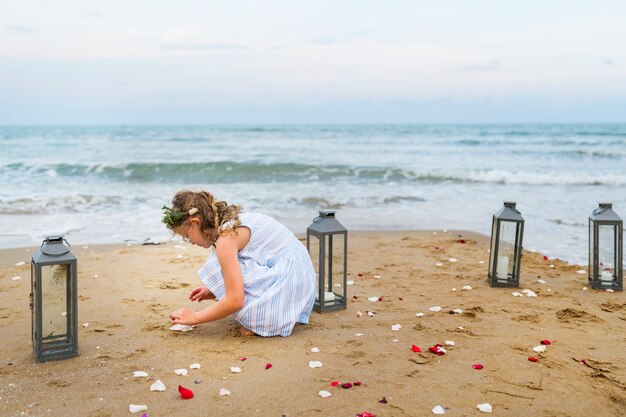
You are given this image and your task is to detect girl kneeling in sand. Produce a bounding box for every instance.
[163,190,316,337]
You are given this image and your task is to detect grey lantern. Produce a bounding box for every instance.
[589,203,623,291]
[30,236,78,362]
[307,210,348,313]
[488,202,524,288]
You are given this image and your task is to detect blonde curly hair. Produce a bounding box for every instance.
[164,190,242,245]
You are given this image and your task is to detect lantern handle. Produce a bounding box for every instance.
[40,236,71,256]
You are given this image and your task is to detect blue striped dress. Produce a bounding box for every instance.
[198,213,316,337]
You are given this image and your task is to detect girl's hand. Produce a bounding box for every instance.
[169,308,198,325]
[189,286,215,302]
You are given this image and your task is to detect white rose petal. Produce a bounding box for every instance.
[429,306,442,312]
[367,311,375,317]
[170,324,195,332]
[432,405,446,415]
[512,292,523,297]
[188,208,198,215]
[129,404,148,413]
[435,262,443,267]
[15,261,25,266]
[133,371,149,378]
[311,347,320,353]
[537,279,546,284]
[190,363,202,369]
[373,275,382,279]
[176,254,184,259]
[368,297,379,302]
[478,260,485,264]
[219,388,230,396]
[444,340,455,346]
[82,323,89,328]
[448,258,457,263]
[477,403,493,413]
[230,367,242,373]
[308,361,323,368]
[11,276,21,281]
[355,333,364,336]
[452,288,457,292]
[607,289,615,293]
[174,368,188,376]
[347,280,354,285]
[452,309,463,314]
[576,269,586,275]
[356,311,363,317]
[391,324,402,331]
[319,390,332,398]
[415,312,425,317]
[533,345,547,353]
[549,264,555,268]
[462,285,473,291]
[150,380,166,392]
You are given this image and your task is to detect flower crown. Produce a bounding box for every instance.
[161,206,199,229]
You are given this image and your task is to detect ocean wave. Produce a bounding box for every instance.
[0,195,122,214]
[3,161,626,186]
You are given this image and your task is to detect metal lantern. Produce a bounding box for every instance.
[30,236,78,362]
[307,210,348,313]
[589,203,623,291]
[488,202,524,288]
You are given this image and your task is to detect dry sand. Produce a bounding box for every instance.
[1,230,625,417]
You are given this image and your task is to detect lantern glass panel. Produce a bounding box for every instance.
[328,234,346,299]
[489,217,497,273]
[598,224,617,283]
[496,221,517,281]
[41,264,69,341]
[309,235,321,295]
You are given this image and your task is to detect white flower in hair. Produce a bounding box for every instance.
[188,208,198,215]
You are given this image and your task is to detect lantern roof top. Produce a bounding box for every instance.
[590,203,622,222]
[307,210,347,234]
[494,202,524,221]
[32,235,76,264]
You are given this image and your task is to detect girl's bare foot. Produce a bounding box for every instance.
[240,326,256,337]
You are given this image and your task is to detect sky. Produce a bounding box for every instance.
[1,0,625,124]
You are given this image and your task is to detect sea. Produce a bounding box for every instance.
[1,124,625,265]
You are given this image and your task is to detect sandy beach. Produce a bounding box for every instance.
[1,230,625,417]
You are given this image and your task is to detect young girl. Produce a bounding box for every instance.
[163,190,316,337]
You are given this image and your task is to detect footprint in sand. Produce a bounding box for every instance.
[556,308,602,323]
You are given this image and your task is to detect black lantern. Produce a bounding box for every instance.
[30,236,78,362]
[307,210,348,313]
[488,202,524,288]
[589,203,623,291]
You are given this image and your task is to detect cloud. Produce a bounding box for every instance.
[6,25,34,34]
[160,43,251,51]
[447,59,501,73]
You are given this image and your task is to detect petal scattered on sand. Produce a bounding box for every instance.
[472,364,484,370]
[477,403,493,413]
[341,382,352,389]
[355,333,364,336]
[528,357,538,362]
[448,258,457,263]
[429,344,446,355]
[540,340,551,345]
[512,292,523,297]
[537,279,546,284]
[478,260,485,264]
[576,269,586,275]
[174,369,188,376]
[462,285,473,291]
[129,404,148,413]
[190,363,201,369]
[265,363,272,369]
[347,280,354,285]
[444,340,455,346]
[311,347,320,353]
[392,339,399,343]
[411,345,421,352]
[451,309,463,314]
[373,275,382,279]
[432,405,445,415]
[367,311,375,317]
[429,306,442,312]
[356,412,376,417]
[391,324,401,331]
[82,322,89,328]
[230,367,242,373]
[176,254,184,259]
[353,381,362,386]
[170,324,195,332]
[451,288,457,292]
[378,397,388,403]
[331,381,340,387]
[356,311,363,317]
[368,297,379,302]
[309,361,323,368]
[240,357,247,361]
[415,312,425,317]
[219,388,230,396]
[583,287,588,291]
[178,385,194,399]
[533,345,547,353]
[319,390,332,398]
[435,262,444,267]
[549,264,555,268]
[15,261,25,266]
[133,371,149,378]
[150,380,166,392]
[10,276,21,281]
[607,289,614,293]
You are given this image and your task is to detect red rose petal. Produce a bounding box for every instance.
[358,273,363,277]
[378,297,383,301]
[399,297,403,301]
[472,364,484,370]
[378,397,388,404]
[540,339,551,345]
[353,295,359,299]
[428,344,445,355]
[240,357,247,361]
[528,357,538,362]
[356,413,376,417]
[457,239,466,244]
[543,255,549,261]
[353,381,362,386]
[579,359,587,365]
[342,382,352,389]
[265,363,272,369]
[411,344,421,353]
[331,381,340,387]
[178,385,194,400]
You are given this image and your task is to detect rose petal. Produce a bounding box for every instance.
[472,364,484,370]
[411,344,421,353]
[358,273,363,277]
[429,306,442,312]
[533,345,547,353]
[178,385,194,400]
[133,371,149,378]
[378,397,388,403]
[429,344,446,355]
[342,382,352,389]
[189,363,201,369]
[129,405,148,414]
[331,381,340,387]
[528,357,538,362]
[174,369,188,376]
[540,339,551,345]
[353,381,362,386]
[219,388,230,396]
[309,361,323,368]
[368,297,379,302]
[265,363,272,369]
[432,405,445,415]
[311,347,320,353]
[378,297,383,301]
[240,357,247,361]
[150,379,166,392]
[230,367,242,373]
[319,390,332,398]
[391,324,401,331]
[477,403,493,413]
